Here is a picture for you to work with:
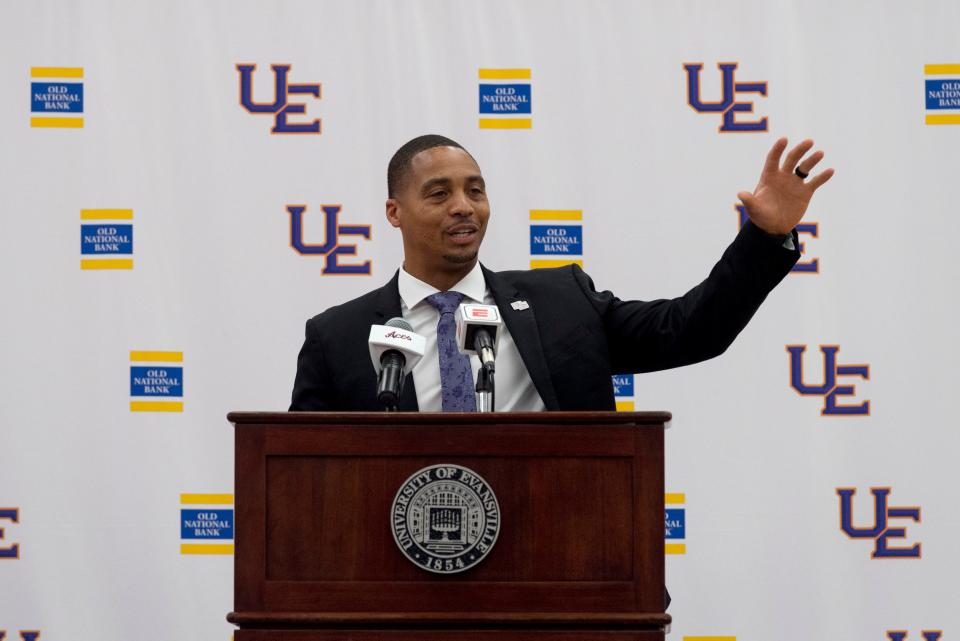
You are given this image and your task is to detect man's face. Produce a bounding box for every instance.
[386,146,490,279]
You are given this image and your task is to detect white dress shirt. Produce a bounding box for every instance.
[398,263,546,412]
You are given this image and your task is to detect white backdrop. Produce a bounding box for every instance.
[2,1,958,640]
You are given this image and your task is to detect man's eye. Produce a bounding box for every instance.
[428,191,447,199]
[471,187,485,195]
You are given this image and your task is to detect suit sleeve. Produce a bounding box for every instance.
[574,220,800,374]
[289,317,335,411]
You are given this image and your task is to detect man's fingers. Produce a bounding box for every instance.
[782,139,814,172]
[763,137,788,175]
[737,191,758,211]
[797,150,824,176]
[807,168,835,191]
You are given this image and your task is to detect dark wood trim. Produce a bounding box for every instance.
[229,411,672,426]
[227,611,671,629]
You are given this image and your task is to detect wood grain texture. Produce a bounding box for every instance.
[231,412,667,634]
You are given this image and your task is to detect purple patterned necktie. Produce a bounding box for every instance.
[426,291,476,412]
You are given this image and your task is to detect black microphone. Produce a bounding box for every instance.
[368,317,425,410]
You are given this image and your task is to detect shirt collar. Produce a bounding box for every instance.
[398,262,487,310]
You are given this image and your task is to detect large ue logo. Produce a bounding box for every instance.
[287,204,371,275]
[837,488,921,559]
[684,62,768,132]
[236,63,321,134]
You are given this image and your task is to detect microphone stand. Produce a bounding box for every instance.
[475,365,495,412]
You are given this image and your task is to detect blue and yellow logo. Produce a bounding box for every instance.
[180,493,234,555]
[530,210,582,269]
[31,66,83,128]
[130,351,183,412]
[613,375,635,411]
[80,209,133,270]
[0,508,20,560]
[479,68,531,129]
[924,64,960,125]
[665,493,686,555]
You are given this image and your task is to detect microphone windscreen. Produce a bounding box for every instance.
[385,317,414,332]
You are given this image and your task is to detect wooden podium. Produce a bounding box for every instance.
[227,411,671,641]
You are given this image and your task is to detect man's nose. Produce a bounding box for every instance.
[448,189,475,216]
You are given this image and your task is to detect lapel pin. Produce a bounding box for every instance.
[511,300,530,311]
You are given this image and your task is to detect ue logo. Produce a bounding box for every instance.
[0,508,19,560]
[788,345,870,415]
[838,488,921,559]
[236,63,321,134]
[684,62,768,132]
[0,633,41,640]
[287,204,372,275]
[888,632,942,641]
[737,205,819,272]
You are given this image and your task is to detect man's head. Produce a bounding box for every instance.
[386,134,490,290]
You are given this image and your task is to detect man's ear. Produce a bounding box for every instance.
[385,198,401,228]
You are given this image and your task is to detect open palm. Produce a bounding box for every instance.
[738,138,834,236]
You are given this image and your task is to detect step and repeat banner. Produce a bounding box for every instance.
[1,1,958,640]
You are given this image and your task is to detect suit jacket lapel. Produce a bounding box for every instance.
[482,265,560,410]
[374,270,419,411]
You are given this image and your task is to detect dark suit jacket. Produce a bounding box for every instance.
[290,221,799,411]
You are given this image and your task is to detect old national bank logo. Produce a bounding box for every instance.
[924,64,960,125]
[737,205,818,273]
[80,209,133,270]
[287,203,372,275]
[838,488,921,559]
[613,375,635,411]
[478,68,532,129]
[31,66,83,128]
[787,345,870,416]
[130,351,183,412]
[684,62,767,132]
[180,493,234,555]
[888,632,942,641]
[665,493,686,555]
[236,63,321,134]
[0,508,20,560]
[530,210,582,269]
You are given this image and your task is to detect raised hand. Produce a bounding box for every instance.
[737,137,834,236]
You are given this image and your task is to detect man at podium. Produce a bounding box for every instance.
[290,134,832,412]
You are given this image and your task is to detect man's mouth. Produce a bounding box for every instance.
[447,225,479,244]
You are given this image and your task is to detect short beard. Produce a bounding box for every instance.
[442,250,478,265]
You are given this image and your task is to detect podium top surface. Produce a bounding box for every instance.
[227,410,672,426]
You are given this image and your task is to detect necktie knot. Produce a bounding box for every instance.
[426,291,464,316]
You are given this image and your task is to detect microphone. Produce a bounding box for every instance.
[368,317,426,410]
[455,303,502,371]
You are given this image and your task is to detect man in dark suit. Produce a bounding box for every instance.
[290,134,833,412]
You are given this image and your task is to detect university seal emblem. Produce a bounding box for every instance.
[390,463,501,574]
